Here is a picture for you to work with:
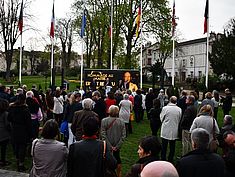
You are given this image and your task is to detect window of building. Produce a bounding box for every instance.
[190,71,193,78]
[182,59,186,67]
[175,72,178,77]
[147,58,151,65]
[148,49,152,56]
[154,52,156,60]
[168,72,171,77]
[198,71,202,78]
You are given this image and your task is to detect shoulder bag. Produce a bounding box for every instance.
[209,118,219,152]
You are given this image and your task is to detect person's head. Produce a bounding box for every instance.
[138,136,161,158]
[73,92,81,101]
[181,90,187,97]
[224,132,235,148]
[83,116,99,136]
[82,98,94,110]
[153,98,161,109]
[191,128,210,150]
[41,119,59,139]
[107,91,115,99]
[198,104,214,117]
[15,93,26,105]
[141,161,179,177]
[212,90,219,100]
[16,88,23,95]
[22,84,27,90]
[190,91,198,101]
[92,90,101,100]
[205,92,212,99]
[136,89,142,95]
[169,96,177,104]
[224,115,233,125]
[123,94,129,100]
[123,72,131,82]
[0,98,9,113]
[148,88,153,93]
[159,89,164,95]
[225,88,231,95]
[26,90,34,98]
[186,95,195,105]
[108,105,119,117]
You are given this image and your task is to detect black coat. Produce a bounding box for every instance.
[8,104,32,144]
[180,104,197,130]
[176,149,225,177]
[67,139,117,177]
[93,98,106,121]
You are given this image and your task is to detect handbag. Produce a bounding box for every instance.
[102,141,117,177]
[209,118,219,152]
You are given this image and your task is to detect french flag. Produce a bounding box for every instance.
[50,2,55,38]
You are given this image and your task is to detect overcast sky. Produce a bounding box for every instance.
[20,0,235,51]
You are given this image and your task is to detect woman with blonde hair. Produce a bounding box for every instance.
[190,104,220,143]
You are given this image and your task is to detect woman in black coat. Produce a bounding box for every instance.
[125,136,161,177]
[148,98,162,136]
[8,94,32,172]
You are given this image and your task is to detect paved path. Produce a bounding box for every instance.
[0,169,28,177]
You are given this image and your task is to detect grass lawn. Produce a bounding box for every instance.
[2,107,233,175]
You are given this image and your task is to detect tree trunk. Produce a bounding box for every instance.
[5,50,13,81]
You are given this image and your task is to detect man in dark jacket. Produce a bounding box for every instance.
[180,95,197,155]
[68,116,117,177]
[71,98,99,141]
[221,88,233,116]
[176,128,225,177]
[92,91,106,123]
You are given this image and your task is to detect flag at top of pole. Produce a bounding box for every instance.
[204,0,208,34]
[80,10,86,38]
[50,1,55,38]
[18,0,23,34]
[172,0,176,36]
[136,5,141,38]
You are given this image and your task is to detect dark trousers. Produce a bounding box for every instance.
[54,113,63,127]
[161,138,176,163]
[214,107,218,120]
[134,108,142,123]
[150,120,161,136]
[0,139,9,162]
[13,143,27,164]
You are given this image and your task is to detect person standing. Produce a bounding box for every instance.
[100,105,126,177]
[0,98,10,167]
[160,96,181,162]
[30,119,68,177]
[68,116,117,177]
[64,92,83,147]
[212,90,220,120]
[119,94,132,136]
[125,136,161,177]
[53,87,64,126]
[92,91,107,123]
[134,90,143,123]
[148,98,162,136]
[8,94,32,172]
[145,88,156,120]
[221,88,233,116]
[176,128,225,177]
[180,95,197,155]
[71,98,99,141]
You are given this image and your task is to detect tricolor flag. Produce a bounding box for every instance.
[50,2,55,38]
[80,10,86,38]
[136,5,141,38]
[18,0,23,34]
[172,0,176,36]
[204,0,208,34]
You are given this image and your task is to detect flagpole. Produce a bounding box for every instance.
[205,0,209,88]
[110,0,113,70]
[80,1,85,89]
[50,0,55,90]
[172,38,175,86]
[171,0,175,87]
[205,19,209,88]
[140,0,143,89]
[80,41,84,88]
[19,32,23,86]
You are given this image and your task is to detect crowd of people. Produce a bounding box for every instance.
[0,82,235,177]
